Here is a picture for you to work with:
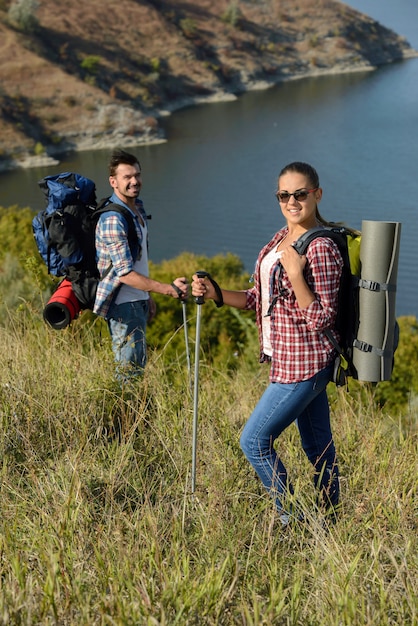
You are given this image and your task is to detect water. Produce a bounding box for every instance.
[0,1,417,317]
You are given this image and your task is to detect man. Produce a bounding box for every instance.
[94,149,188,377]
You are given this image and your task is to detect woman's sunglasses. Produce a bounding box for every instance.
[276,188,318,203]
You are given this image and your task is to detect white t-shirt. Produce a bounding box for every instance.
[260,247,283,356]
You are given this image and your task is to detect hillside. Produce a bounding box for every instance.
[0,0,416,170]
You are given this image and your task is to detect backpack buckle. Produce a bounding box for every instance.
[354,339,372,353]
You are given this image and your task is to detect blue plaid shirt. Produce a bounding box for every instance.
[93,193,148,318]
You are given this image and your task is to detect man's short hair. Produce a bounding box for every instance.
[109,149,141,177]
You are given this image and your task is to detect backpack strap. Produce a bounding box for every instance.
[292,226,350,264]
[352,338,394,358]
[292,226,356,384]
[357,278,397,293]
[293,227,395,378]
[94,199,141,279]
[95,199,139,252]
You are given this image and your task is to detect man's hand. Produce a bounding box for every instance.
[171,277,189,299]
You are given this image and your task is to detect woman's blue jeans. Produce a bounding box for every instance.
[240,364,339,515]
[107,299,149,379]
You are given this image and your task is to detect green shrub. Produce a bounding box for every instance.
[0,205,52,319]
[33,141,45,156]
[150,57,161,73]
[147,251,257,373]
[80,55,101,76]
[0,205,39,261]
[7,0,39,33]
[327,316,418,425]
[309,34,319,48]
[372,316,418,413]
[179,18,196,38]
[220,1,243,28]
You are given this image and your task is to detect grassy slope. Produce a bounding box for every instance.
[0,307,416,624]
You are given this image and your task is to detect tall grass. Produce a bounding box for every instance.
[0,307,416,625]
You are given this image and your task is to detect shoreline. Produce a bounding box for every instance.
[2,53,418,174]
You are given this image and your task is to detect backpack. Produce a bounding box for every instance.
[292,225,399,387]
[32,172,139,311]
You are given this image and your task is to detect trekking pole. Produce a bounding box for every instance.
[182,298,192,391]
[191,271,224,494]
[172,281,191,389]
[191,270,209,494]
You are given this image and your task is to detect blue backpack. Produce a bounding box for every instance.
[33,172,139,310]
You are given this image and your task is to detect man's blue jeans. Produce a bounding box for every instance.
[107,299,149,378]
[240,364,339,515]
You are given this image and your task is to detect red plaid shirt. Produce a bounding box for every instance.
[245,227,343,383]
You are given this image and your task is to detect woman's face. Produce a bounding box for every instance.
[277,171,322,229]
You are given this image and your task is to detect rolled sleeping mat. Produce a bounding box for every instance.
[43,278,81,330]
[353,220,401,382]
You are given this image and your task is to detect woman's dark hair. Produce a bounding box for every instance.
[109,149,141,177]
[279,161,320,190]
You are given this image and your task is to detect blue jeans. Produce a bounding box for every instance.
[107,299,149,378]
[240,364,339,515]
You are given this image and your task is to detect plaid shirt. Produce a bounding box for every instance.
[245,227,343,383]
[93,194,148,318]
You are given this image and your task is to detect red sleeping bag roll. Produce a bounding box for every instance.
[43,279,81,329]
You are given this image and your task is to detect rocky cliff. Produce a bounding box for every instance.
[0,0,416,170]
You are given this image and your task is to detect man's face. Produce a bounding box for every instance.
[110,163,142,201]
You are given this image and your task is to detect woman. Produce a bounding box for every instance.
[192,162,343,526]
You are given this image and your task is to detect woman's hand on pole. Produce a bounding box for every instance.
[191,273,216,301]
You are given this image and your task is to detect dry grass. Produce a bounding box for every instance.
[0,305,416,624]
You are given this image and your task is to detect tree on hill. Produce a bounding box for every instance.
[7,0,39,33]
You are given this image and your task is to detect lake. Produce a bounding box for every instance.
[0,0,417,317]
